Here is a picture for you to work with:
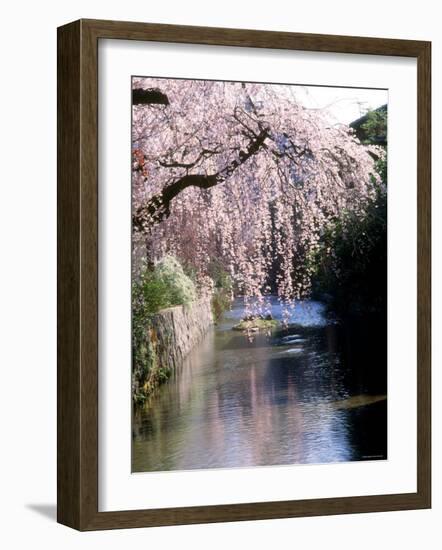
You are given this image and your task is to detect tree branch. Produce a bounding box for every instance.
[158,147,221,169]
[133,128,268,231]
[132,88,169,106]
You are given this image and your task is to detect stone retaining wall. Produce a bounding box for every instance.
[151,298,213,372]
[133,298,213,401]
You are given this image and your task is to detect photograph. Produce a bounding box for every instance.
[1,0,434,539]
[130,77,388,473]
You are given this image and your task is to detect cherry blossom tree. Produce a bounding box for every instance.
[132,78,384,317]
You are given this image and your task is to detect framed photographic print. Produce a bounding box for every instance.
[57,19,431,530]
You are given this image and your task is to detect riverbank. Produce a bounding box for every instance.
[132,298,213,403]
[133,297,387,472]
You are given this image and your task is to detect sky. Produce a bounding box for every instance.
[292,85,388,125]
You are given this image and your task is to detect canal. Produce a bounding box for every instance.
[133,297,387,472]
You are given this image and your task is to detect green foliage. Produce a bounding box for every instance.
[132,255,196,403]
[133,272,170,323]
[312,188,387,316]
[212,289,232,322]
[155,255,197,306]
[207,259,233,321]
[362,106,387,184]
[352,105,387,185]
[133,255,196,320]
[311,106,388,317]
[208,259,232,291]
[374,155,387,185]
[360,107,387,145]
[132,331,157,405]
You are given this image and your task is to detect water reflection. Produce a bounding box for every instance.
[132,299,387,472]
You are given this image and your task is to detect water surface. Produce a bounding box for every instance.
[132,298,387,472]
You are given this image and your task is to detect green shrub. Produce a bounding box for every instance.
[310,106,388,318]
[132,255,196,403]
[211,288,231,322]
[311,187,387,316]
[133,255,196,318]
[207,259,233,321]
[155,255,196,306]
[360,107,387,145]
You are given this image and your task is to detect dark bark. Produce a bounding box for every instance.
[132,88,169,106]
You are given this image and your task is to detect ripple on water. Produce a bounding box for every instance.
[133,297,386,472]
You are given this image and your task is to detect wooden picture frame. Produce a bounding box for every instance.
[57,18,431,531]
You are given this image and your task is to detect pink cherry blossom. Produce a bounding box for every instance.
[132,78,384,317]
